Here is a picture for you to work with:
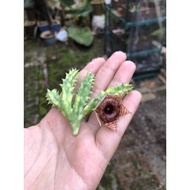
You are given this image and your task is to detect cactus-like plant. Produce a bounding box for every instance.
[46,68,133,135]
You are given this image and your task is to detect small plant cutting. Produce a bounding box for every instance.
[46,68,133,135]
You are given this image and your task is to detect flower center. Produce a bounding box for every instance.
[104,104,114,114]
[96,96,121,123]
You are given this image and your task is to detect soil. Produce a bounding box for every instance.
[24,35,166,189]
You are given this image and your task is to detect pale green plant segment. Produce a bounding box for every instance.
[46,69,133,135]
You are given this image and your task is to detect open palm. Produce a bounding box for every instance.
[24,51,142,190]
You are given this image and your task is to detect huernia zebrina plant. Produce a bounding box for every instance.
[46,68,133,135]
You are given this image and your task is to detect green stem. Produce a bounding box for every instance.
[70,119,82,135]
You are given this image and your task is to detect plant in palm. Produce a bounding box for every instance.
[46,69,133,135]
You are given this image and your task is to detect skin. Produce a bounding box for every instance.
[24,51,142,190]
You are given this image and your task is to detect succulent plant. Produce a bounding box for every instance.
[46,68,133,135]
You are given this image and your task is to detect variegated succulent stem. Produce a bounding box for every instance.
[46,69,94,135]
[46,68,133,135]
[69,117,83,135]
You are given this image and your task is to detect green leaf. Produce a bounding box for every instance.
[151,28,165,36]
[67,26,94,46]
[59,0,75,7]
[65,3,92,17]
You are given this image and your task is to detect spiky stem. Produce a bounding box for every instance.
[46,68,133,135]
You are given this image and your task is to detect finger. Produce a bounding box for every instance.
[87,60,136,134]
[95,90,142,161]
[77,57,106,85]
[109,60,136,87]
[90,51,127,99]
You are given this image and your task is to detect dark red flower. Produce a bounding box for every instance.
[95,94,130,130]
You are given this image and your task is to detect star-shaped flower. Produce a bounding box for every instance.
[94,94,130,130]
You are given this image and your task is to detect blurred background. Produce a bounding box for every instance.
[24,0,166,189]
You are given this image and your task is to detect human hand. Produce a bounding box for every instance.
[24,51,142,190]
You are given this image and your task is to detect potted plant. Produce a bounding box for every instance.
[40,30,57,46]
